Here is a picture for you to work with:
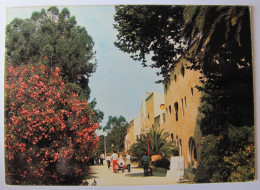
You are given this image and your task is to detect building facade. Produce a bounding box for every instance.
[163,53,202,168]
[144,92,165,131]
[125,41,203,168]
[124,117,141,152]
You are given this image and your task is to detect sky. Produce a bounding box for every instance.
[5,6,164,135]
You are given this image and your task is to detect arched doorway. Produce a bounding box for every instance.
[188,137,197,167]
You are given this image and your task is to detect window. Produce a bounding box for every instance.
[181,65,185,77]
[169,105,172,114]
[171,133,174,141]
[181,98,184,117]
[174,74,177,82]
[136,135,139,140]
[184,96,187,107]
[174,102,179,121]
[191,87,194,96]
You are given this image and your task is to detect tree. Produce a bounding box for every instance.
[115,5,254,182]
[182,6,254,135]
[130,128,177,161]
[182,6,254,183]
[114,5,185,82]
[103,116,128,153]
[5,62,99,185]
[5,6,96,99]
[103,115,128,132]
[88,98,104,130]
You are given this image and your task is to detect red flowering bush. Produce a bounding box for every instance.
[5,62,99,185]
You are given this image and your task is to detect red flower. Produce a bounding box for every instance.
[5,62,99,184]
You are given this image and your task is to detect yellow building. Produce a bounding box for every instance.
[126,92,165,151]
[163,42,203,168]
[140,92,165,133]
[125,41,203,169]
[125,117,141,152]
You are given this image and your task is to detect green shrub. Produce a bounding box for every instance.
[194,135,229,183]
[224,144,255,182]
[152,158,170,169]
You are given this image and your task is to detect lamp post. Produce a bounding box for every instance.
[145,128,150,167]
[125,135,128,153]
[104,135,107,158]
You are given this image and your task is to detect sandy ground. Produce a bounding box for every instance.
[84,163,180,186]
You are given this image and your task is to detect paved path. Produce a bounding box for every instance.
[84,164,179,186]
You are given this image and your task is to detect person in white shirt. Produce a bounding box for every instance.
[126,153,131,172]
[118,155,125,167]
[106,154,111,169]
[111,151,118,172]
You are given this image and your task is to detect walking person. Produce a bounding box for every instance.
[118,154,125,172]
[111,151,118,172]
[106,153,111,169]
[126,153,131,172]
[142,152,148,175]
[100,153,105,165]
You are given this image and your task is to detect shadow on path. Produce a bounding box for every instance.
[125,170,166,177]
[84,168,100,180]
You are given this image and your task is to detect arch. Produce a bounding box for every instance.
[188,137,197,167]
[174,102,178,121]
[181,65,185,77]
[171,133,174,141]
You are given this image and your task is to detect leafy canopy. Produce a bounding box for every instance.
[103,116,128,153]
[114,5,185,82]
[6,6,96,99]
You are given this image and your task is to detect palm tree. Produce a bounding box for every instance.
[130,128,178,160]
[183,6,249,55]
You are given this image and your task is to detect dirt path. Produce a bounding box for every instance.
[84,164,180,186]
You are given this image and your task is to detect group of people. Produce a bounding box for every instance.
[105,151,131,173]
[98,151,150,175]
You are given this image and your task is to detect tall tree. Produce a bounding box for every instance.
[114,5,185,82]
[182,6,254,135]
[103,116,128,153]
[130,128,177,159]
[6,6,96,99]
[182,6,254,182]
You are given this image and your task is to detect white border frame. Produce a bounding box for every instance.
[1,1,259,190]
